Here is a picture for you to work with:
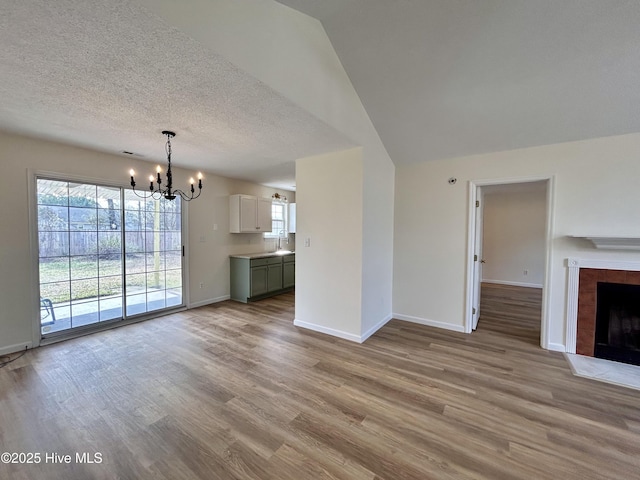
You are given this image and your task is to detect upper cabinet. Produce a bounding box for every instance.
[288,203,296,234]
[230,194,273,233]
[257,197,272,232]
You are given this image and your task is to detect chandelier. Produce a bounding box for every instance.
[129,130,203,201]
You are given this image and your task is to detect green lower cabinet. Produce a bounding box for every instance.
[230,254,295,303]
[250,265,268,296]
[283,262,295,288]
[267,263,283,292]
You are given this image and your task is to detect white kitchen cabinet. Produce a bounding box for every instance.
[229,194,273,233]
[258,197,273,232]
[288,203,296,233]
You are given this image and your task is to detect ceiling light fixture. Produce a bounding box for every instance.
[129,130,203,201]
[272,193,288,203]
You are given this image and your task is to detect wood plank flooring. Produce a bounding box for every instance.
[1,291,640,479]
[478,282,543,345]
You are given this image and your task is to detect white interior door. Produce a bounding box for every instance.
[472,187,484,330]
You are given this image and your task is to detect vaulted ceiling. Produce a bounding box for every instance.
[3,1,640,190]
[277,0,640,163]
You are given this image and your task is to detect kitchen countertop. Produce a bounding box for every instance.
[230,251,295,259]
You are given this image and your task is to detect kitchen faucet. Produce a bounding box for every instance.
[277,231,289,250]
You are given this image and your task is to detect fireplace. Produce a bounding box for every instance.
[594,282,640,365]
[566,258,640,358]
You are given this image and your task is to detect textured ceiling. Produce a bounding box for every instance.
[0,1,354,189]
[277,0,640,164]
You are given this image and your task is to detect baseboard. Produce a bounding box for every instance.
[0,342,32,356]
[188,295,231,309]
[392,313,466,333]
[360,314,393,343]
[293,319,362,343]
[482,279,543,289]
[547,342,566,352]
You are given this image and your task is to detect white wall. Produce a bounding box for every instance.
[361,151,395,334]
[0,131,293,353]
[295,148,363,339]
[482,188,546,288]
[141,0,396,339]
[393,132,640,350]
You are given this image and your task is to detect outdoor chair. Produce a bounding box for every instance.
[40,297,56,326]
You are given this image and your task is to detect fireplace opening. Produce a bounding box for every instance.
[595,282,640,366]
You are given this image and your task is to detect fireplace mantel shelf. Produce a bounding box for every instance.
[572,236,640,251]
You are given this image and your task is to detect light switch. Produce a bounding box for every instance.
[213,224,218,231]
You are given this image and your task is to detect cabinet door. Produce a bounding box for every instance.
[240,196,258,232]
[283,262,295,288]
[250,266,268,296]
[267,264,283,292]
[257,197,273,232]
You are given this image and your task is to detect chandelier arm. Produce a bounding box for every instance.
[173,188,202,201]
[131,186,163,201]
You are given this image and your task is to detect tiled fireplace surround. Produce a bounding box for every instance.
[566,258,640,355]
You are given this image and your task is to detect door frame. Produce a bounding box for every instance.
[471,186,484,330]
[28,169,190,349]
[464,175,555,350]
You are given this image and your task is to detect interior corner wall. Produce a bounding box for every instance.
[393,132,640,349]
[0,131,293,353]
[143,0,396,339]
[361,150,395,335]
[295,148,363,339]
[482,189,547,287]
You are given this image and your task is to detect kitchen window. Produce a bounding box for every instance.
[264,202,287,238]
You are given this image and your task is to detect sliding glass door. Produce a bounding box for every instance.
[123,191,182,316]
[37,178,183,337]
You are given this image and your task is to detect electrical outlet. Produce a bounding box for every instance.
[523,269,529,276]
[213,223,218,231]
[199,282,204,289]
[304,237,311,247]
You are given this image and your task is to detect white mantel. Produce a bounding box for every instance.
[565,257,640,354]
[571,236,640,251]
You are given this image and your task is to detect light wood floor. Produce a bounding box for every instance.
[1,291,640,479]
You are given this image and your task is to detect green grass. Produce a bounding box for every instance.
[39,255,182,303]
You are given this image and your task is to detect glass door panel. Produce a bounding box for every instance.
[38,179,124,335]
[123,191,182,316]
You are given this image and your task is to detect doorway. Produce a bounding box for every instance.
[36,177,184,338]
[466,177,554,349]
